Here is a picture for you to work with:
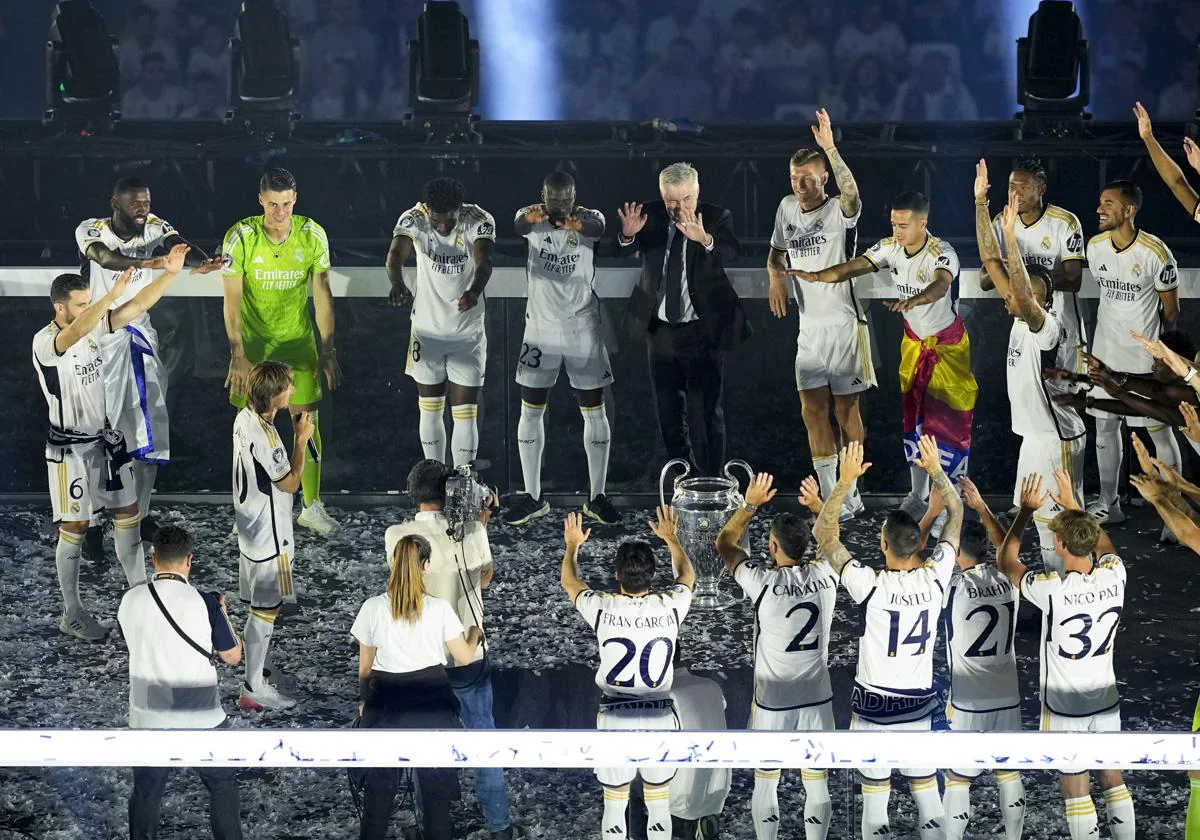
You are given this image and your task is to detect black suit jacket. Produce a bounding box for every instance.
[617,200,751,350]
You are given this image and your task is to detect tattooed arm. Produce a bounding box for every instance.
[813,442,872,573]
[812,108,861,218]
[914,434,963,552]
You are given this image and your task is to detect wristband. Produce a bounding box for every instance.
[321,346,337,358]
[1186,367,1197,383]
[741,502,758,514]
[975,198,989,206]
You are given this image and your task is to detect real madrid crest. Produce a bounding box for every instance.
[1040,235,1051,250]
[1131,263,1142,277]
[566,231,579,248]
[456,235,465,249]
[814,218,824,229]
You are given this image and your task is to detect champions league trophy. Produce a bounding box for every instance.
[659,459,754,609]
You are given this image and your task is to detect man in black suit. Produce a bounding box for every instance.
[617,162,751,475]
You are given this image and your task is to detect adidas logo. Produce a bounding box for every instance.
[920,819,942,830]
[543,235,553,243]
[253,255,265,263]
[1097,264,1107,271]
[851,377,864,386]
[604,826,625,835]
[1110,817,1125,824]
[648,823,666,833]
[602,370,613,380]
[804,815,823,825]
[871,827,891,836]
[762,815,779,824]
[952,813,969,821]
[1010,798,1026,808]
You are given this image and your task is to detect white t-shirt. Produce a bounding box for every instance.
[75,215,176,330]
[1008,312,1085,440]
[842,541,957,696]
[863,234,960,338]
[944,563,1021,714]
[1088,230,1178,372]
[394,203,496,339]
[575,584,693,700]
[1021,555,1126,717]
[733,559,837,710]
[516,205,604,321]
[384,511,492,665]
[33,317,110,434]
[351,593,465,674]
[993,203,1085,341]
[232,408,294,562]
[118,579,227,729]
[771,195,863,326]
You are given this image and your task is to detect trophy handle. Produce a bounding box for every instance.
[723,459,754,493]
[659,459,691,509]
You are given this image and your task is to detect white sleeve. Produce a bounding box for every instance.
[1019,570,1054,611]
[350,599,377,647]
[1029,309,1064,351]
[862,238,893,271]
[470,209,497,242]
[437,598,466,641]
[1059,213,1084,261]
[1154,249,1179,293]
[149,216,177,246]
[934,244,960,278]
[770,201,789,250]
[393,207,422,241]
[250,421,291,482]
[930,541,957,588]
[840,195,862,227]
[667,583,693,622]
[574,589,605,626]
[840,561,877,603]
[578,206,606,238]
[75,221,104,256]
[732,561,769,600]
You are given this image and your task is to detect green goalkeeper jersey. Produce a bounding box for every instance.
[221,214,331,342]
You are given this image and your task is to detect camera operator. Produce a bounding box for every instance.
[383,459,515,840]
[117,525,243,840]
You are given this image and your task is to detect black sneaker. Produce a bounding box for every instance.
[503,493,550,526]
[139,515,160,542]
[583,493,620,525]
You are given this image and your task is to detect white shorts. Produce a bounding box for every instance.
[595,699,679,787]
[946,704,1023,779]
[850,714,935,780]
[795,320,876,395]
[46,442,137,523]
[239,552,296,610]
[515,315,613,391]
[103,320,170,462]
[406,328,486,388]
[749,700,834,732]
[1013,434,1085,519]
[1041,705,1121,773]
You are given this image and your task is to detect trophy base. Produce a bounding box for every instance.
[690,589,737,610]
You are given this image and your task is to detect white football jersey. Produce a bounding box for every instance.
[733,559,837,711]
[1021,555,1126,717]
[994,204,1086,344]
[944,563,1021,714]
[517,206,604,321]
[863,234,960,338]
[575,584,693,700]
[1008,311,1085,440]
[771,195,862,325]
[33,318,111,434]
[75,216,176,327]
[232,408,295,562]
[1088,230,1178,372]
[394,203,496,339]
[842,541,956,695]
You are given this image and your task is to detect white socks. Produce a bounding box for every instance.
[943,777,971,840]
[1102,784,1135,840]
[911,776,944,840]
[1065,794,1099,839]
[133,460,157,520]
[450,403,479,467]
[244,608,276,692]
[581,402,611,499]
[752,769,781,840]
[861,780,891,838]
[910,465,930,502]
[813,455,838,501]
[801,770,831,840]
[418,396,447,463]
[1148,425,1182,474]
[517,401,546,500]
[56,528,84,616]
[996,771,1026,839]
[601,784,629,839]
[644,781,671,839]
[112,514,146,585]
[1095,417,1123,507]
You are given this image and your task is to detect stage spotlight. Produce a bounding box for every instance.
[409,1,480,117]
[228,0,299,136]
[44,0,120,126]
[1015,0,1089,137]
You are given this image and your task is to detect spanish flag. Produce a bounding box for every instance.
[899,317,977,478]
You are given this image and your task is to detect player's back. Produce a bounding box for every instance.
[576,584,692,700]
[231,407,294,562]
[734,559,837,710]
[945,563,1020,714]
[1022,555,1126,717]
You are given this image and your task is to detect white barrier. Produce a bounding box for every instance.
[2,729,1199,769]
[2,266,1199,299]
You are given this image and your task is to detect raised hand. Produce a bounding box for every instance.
[1185,136,1200,173]
[798,475,823,514]
[1133,101,1154,141]
[958,476,987,513]
[559,215,584,231]
[524,204,549,224]
[914,434,944,476]
[1131,330,1193,379]
[744,472,777,508]
[1150,457,1189,491]
[1130,472,1170,503]
[164,243,190,274]
[839,440,872,481]
[1082,351,1109,376]
[110,267,135,300]
[1130,433,1157,477]
[1048,468,1080,511]
[973,158,989,203]
[1179,401,1200,443]
[190,256,226,275]
[564,511,592,549]
[617,201,648,238]
[811,108,835,151]
[674,208,708,244]
[1017,472,1047,511]
[1000,190,1019,233]
[648,505,680,545]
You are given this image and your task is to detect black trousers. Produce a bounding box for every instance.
[359,667,461,840]
[129,766,242,840]
[648,320,726,476]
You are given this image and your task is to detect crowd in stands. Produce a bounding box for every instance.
[24,0,1200,123]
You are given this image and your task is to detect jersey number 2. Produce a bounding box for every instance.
[603,637,674,689]
[784,602,821,652]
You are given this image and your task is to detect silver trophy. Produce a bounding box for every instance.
[659,458,754,610]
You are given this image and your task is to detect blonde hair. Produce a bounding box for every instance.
[387,535,431,621]
[247,360,293,414]
[658,162,699,191]
[789,148,825,170]
[1049,509,1101,557]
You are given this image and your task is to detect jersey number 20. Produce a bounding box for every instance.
[603,636,674,689]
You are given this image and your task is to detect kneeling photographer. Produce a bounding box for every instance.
[383,460,515,840]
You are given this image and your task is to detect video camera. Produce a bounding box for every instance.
[443,464,494,542]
